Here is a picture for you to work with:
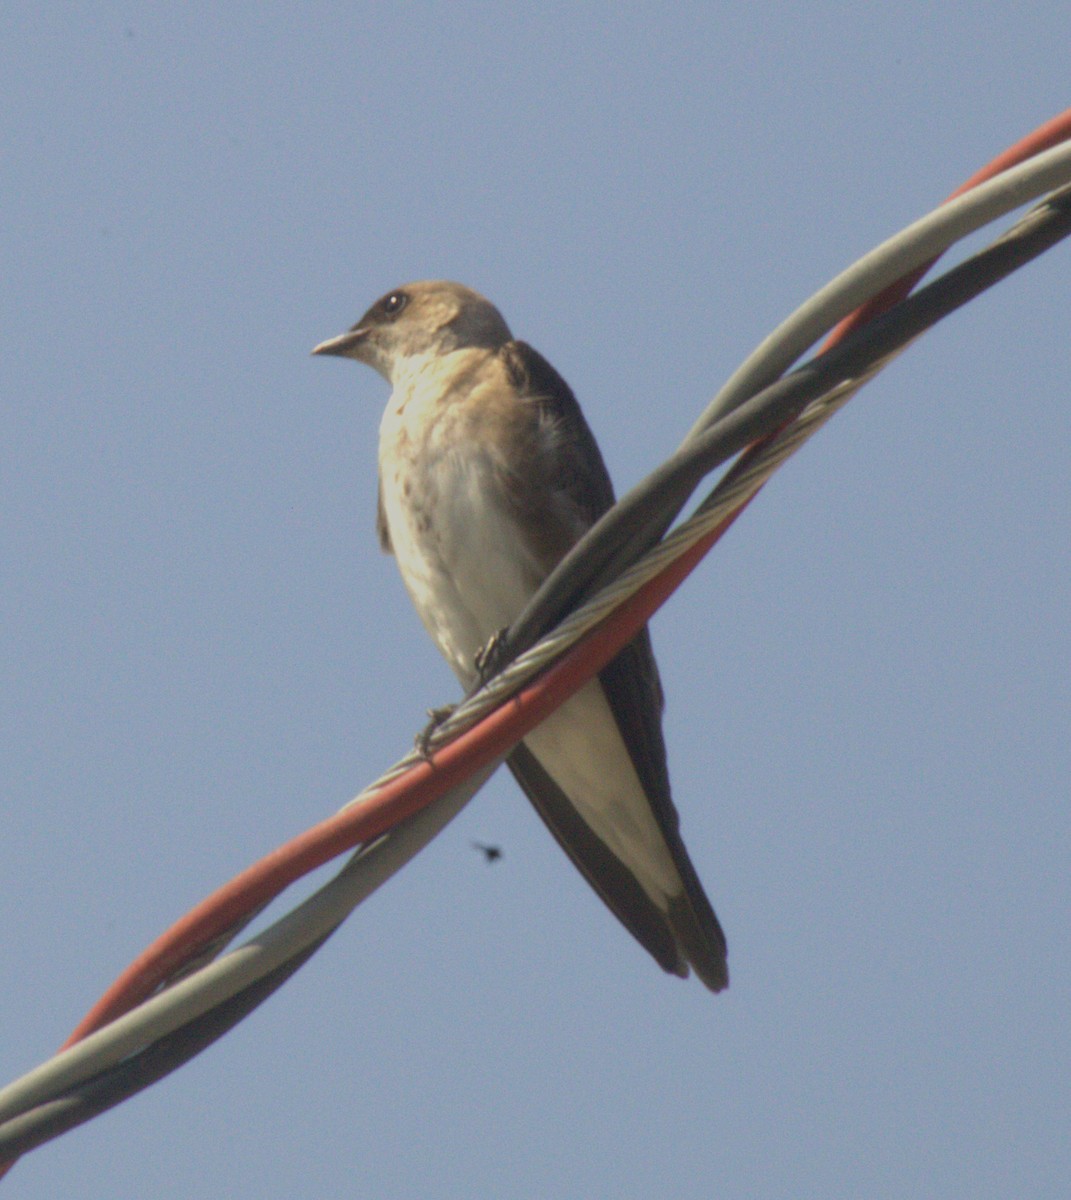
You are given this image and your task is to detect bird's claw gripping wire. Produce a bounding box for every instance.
[474,627,510,683]
[414,704,457,759]
[414,627,511,759]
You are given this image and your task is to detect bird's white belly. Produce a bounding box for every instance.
[380,409,681,903]
[381,444,539,679]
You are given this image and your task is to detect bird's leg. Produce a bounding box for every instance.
[474,627,510,683]
[414,628,509,761]
[415,703,457,759]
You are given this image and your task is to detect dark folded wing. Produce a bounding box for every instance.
[506,743,687,977]
[500,339,728,991]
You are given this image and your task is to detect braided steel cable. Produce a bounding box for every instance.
[1,120,1068,1177]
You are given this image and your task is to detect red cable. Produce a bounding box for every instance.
[57,104,1071,1045]
[4,105,1069,1183]
[0,532,741,1182]
[824,107,1071,351]
[54,502,744,1051]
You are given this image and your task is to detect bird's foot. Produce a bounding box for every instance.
[415,703,457,760]
[474,627,510,683]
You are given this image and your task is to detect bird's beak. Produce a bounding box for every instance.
[311,327,367,358]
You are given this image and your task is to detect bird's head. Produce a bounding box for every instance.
[312,280,512,383]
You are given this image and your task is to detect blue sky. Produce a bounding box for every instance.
[3,5,1069,1197]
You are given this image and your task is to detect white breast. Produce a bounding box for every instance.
[377,356,544,683]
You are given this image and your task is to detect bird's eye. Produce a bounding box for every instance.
[380,291,408,318]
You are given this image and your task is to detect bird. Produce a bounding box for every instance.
[313,281,728,990]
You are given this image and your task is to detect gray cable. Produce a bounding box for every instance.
[498,147,1071,665]
[684,136,1071,436]
[0,763,499,1143]
[2,149,1069,1160]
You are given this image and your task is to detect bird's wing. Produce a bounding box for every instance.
[506,742,687,975]
[500,341,728,990]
